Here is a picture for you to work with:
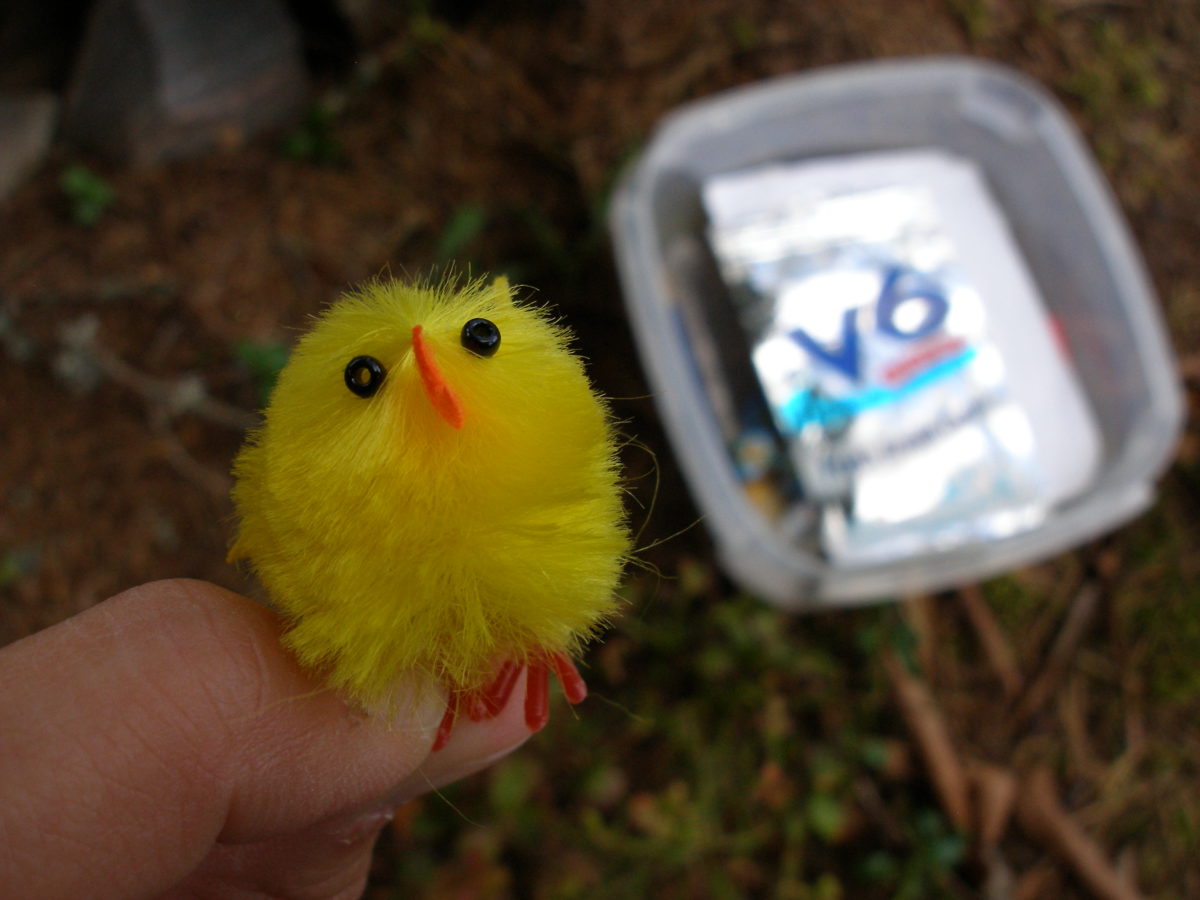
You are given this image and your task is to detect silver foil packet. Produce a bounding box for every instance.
[703,151,1101,564]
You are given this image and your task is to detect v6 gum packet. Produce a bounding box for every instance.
[702,150,1101,564]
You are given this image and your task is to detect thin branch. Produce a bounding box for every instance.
[58,315,257,431]
[883,651,971,832]
[959,586,1024,698]
[969,760,1018,852]
[1012,582,1101,725]
[1016,766,1144,900]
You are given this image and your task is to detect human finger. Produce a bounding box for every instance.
[0,579,529,898]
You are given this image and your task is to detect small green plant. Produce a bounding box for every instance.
[283,104,345,165]
[856,608,919,673]
[729,15,761,51]
[235,339,290,407]
[1063,20,1167,117]
[435,203,489,262]
[0,552,25,588]
[60,165,115,226]
[948,0,996,41]
[0,547,38,589]
[858,808,965,899]
[410,10,450,47]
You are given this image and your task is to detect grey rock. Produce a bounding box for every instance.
[62,0,309,165]
[0,91,57,203]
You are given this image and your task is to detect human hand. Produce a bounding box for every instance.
[0,579,532,899]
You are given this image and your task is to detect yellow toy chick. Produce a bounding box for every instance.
[230,276,629,747]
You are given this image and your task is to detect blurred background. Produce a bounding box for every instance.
[1,1,1197,897]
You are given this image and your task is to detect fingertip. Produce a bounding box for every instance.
[388,668,534,804]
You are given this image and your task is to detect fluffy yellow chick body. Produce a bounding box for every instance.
[230,277,628,728]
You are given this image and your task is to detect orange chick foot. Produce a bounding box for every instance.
[431,653,588,751]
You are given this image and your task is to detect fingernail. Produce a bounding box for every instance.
[361,676,447,745]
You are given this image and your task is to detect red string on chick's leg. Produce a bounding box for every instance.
[431,691,461,752]
[431,654,592,751]
[432,663,525,752]
[525,653,589,729]
[525,663,549,732]
[548,651,588,704]
[467,660,523,722]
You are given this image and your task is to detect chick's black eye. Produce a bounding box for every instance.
[460,318,500,357]
[344,356,386,398]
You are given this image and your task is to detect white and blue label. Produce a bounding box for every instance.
[703,149,1102,563]
[769,264,977,432]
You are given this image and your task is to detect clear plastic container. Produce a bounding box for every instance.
[609,57,1183,608]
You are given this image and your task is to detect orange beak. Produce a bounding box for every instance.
[411,325,465,429]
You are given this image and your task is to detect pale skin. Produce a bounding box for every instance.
[0,579,533,899]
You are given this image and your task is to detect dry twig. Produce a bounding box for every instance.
[1059,673,1107,782]
[1012,582,1101,725]
[979,846,1017,900]
[900,594,940,683]
[88,340,256,431]
[959,586,1023,698]
[154,435,232,499]
[883,651,971,832]
[54,314,256,431]
[1013,860,1063,900]
[969,761,1018,851]
[1016,766,1143,900]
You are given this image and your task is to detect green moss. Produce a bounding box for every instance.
[234,339,290,407]
[981,574,1044,633]
[282,104,345,166]
[1136,583,1200,703]
[1062,20,1168,118]
[59,165,115,226]
[948,0,996,41]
